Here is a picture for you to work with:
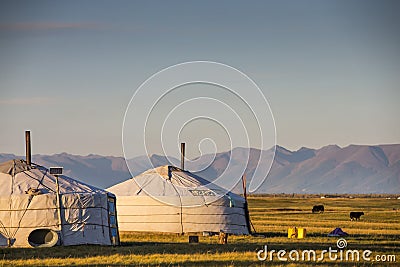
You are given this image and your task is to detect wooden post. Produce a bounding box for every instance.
[218,231,228,244]
[242,174,247,200]
[181,143,185,170]
[242,174,253,234]
[55,175,63,245]
[25,131,31,166]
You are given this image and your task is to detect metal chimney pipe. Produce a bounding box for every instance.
[25,130,31,166]
[180,143,185,170]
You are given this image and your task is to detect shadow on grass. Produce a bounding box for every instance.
[0,242,260,261]
[1,227,399,262]
[18,260,398,267]
[2,239,397,262]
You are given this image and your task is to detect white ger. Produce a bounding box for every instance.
[0,159,119,247]
[107,165,251,235]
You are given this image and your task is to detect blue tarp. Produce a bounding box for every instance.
[328,227,348,237]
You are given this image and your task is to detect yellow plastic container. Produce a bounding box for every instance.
[288,227,297,238]
[297,228,306,238]
[288,227,306,238]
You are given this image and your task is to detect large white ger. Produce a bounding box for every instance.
[0,159,119,248]
[107,166,251,235]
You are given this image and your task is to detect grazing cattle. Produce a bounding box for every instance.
[350,211,364,221]
[312,205,324,213]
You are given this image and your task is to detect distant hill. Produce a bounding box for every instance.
[247,144,400,194]
[1,144,399,193]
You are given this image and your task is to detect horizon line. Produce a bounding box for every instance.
[1,142,399,159]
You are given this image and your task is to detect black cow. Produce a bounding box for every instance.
[312,205,324,213]
[350,211,364,221]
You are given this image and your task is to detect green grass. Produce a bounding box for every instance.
[1,196,399,266]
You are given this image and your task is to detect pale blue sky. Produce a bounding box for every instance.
[0,1,399,157]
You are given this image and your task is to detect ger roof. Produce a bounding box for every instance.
[0,159,109,196]
[108,165,242,200]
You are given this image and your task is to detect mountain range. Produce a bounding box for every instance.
[1,144,399,194]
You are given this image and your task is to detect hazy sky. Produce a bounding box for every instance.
[0,1,399,157]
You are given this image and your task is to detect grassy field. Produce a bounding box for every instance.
[1,196,399,266]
